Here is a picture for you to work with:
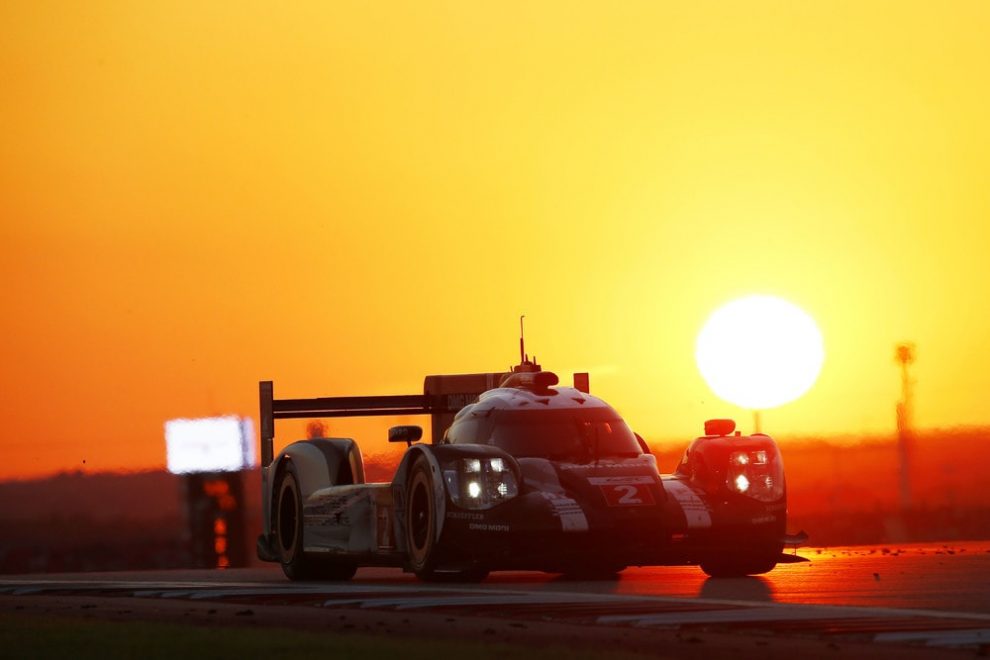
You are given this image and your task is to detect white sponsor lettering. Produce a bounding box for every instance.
[587,476,655,486]
[468,523,510,532]
[664,480,712,529]
[541,492,589,532]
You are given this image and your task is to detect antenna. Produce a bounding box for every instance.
[509,315,542,374]
[519,315,526,363]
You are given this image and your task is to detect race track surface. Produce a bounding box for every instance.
[3,542,989,656]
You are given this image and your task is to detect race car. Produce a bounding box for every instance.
[256,357,799,581]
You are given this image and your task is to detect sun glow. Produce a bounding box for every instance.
[696,296,825,410]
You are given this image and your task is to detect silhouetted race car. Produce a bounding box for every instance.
[256,356,803,581]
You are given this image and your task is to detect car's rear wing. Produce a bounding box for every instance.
[260,370,591,467]
[260,372,513,467]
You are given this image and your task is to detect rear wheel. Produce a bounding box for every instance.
[274,463,356,581]
[406,457,488,583]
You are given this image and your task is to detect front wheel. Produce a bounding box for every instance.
[274,463,356,581]
[405,458,488,582]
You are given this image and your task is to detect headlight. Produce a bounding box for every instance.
[727,449,783,502]
[442,457,519,510]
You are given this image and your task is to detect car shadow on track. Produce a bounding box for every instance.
[698,576,775,602]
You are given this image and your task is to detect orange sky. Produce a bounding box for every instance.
[2,1,989,480]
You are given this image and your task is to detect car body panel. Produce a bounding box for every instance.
[303,483,391,555]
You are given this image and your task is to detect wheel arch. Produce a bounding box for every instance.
[278,438,364,497]
[263,438,365,546]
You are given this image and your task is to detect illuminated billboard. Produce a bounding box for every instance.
[165,416,256,475]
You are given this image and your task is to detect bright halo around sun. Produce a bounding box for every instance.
[696,295,825,410]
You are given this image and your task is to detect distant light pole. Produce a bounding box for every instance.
[895,343,916,511]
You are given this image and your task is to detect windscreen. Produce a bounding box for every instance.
[489,407,641,460]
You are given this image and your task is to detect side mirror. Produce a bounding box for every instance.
[389,425,423,447]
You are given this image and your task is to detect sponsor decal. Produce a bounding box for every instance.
[305,492,365,527]
[445,511,485,521]
[443,393,477,410]
[587,476,656,485]
[558,461,637,470]
[664,481,712,529]
[541,492,589,532]
[468,522,510,533]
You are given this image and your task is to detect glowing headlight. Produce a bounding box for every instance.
[727,449,784,502]
[442,457,518,510]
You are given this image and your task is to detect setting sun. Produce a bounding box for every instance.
[696,296,825,411]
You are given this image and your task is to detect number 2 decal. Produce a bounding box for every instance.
[599,484,655,506]
[615,485,643,504]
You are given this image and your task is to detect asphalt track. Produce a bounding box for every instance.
[3,542,989,657]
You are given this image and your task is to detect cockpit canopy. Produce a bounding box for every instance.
[446,405,641,461]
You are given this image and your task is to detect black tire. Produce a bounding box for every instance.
[406,457,439,578]
[274,463,357,581]
[700,548,780,578]
[406,457,489,583]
